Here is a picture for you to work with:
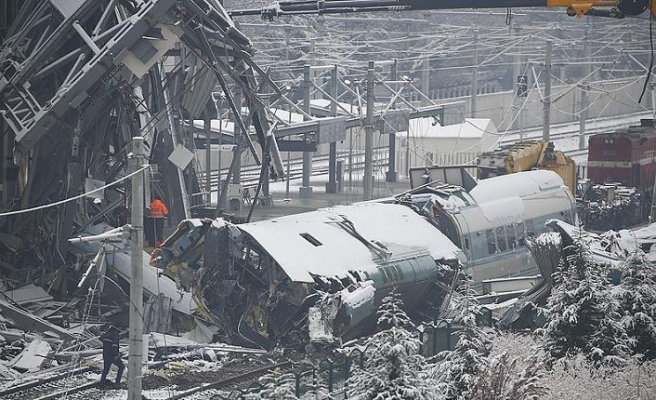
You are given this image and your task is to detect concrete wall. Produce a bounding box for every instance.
[434,78,652,132]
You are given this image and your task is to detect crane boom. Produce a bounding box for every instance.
[228,0,652,20]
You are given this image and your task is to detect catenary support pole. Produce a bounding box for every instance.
[300,64,313,198]
[386,59,398,182]
[233,88,242,185]
[128,136,145,400]
[422,52,430,106]
[542,39,552,141]
[364,65,374,201]
[579,27,590,150]
[204,117,211,204]
[471,29,478,118]
[652,82,656,121]
[327,65,338,193]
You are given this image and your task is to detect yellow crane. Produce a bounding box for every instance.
[477,141,577,194]
[229,0,654,20]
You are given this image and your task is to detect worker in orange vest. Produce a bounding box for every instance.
[148,196,169,247]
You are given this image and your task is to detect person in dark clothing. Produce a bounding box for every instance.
[100,325,124,386]
[112,205,130,227]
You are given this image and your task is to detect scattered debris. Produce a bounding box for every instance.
[579,183,645,231]
[9,339,52,373]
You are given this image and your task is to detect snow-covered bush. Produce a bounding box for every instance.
[468,333,548,400]
[469,352,547,400]
[611,251,656,360]
[541,242,630,364]
[345,290,438,400]
[542,356,656,399]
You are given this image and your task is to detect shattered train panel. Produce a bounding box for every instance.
[153,202,465,348]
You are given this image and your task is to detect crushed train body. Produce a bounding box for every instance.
[153,169,578,348]
[153,202,464,348]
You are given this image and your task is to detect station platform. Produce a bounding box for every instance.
[186,174,414,225]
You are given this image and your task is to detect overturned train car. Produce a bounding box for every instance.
[154,170,577,348]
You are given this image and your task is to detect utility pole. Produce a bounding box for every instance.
[216,95,224,210]
[233,88,242,185]
[579,28,590,150]
[422,52,430,106]
[326,65,338,193]
[542,40,552,141]
[471,29,478,118]
[364,65,374,201]
[128,136,145,400]
[652,82,656,121]
[300,64,313,198]
[511,23,525,137]
[204,117,211,204]
[386,59,398,183]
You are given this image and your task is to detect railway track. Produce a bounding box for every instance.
[0,360,295,400]
[165,360,293,400]
[0,366,99,400]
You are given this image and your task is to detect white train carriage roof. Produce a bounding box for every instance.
[238,202,465,283]
[470,170,566,204]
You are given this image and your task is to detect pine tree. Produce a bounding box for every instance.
[433,283,491,400]
[542,241,630,364]
[345,290,438,400]
[612,251,656,360]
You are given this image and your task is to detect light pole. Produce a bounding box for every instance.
[402,75,412,177]
[344,79,354,190]
[285,85,292,200]
[128,136,145,400]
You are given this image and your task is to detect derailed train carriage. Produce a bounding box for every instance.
[398,168,578,282]
[154,169,577,348]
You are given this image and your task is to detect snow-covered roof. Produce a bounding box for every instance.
[310,98,355,115]
[238,202,463,283]
[191,119,236,135]
[477,197,525,222]
[270,108,305,123]
[470,170,564,204]
[408,118,496,139]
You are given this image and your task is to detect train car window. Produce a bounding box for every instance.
[486,230,496,254]
[495,226,507,252]
[379,268,388,284]
[395,266,404,281]
[506,225,516,249]
[386,266,399,281]
[525,220,535,237]
[470,231,487,259]
[515,222,526,245]
[434,213,461,247]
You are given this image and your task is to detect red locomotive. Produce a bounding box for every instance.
[585,119,656,228]
[587,119,656,193]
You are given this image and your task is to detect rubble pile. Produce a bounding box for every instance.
[580,183,644,231]
[0,278,269,395]
[0,281,107,384]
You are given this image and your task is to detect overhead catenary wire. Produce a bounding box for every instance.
[0,165,150,218]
